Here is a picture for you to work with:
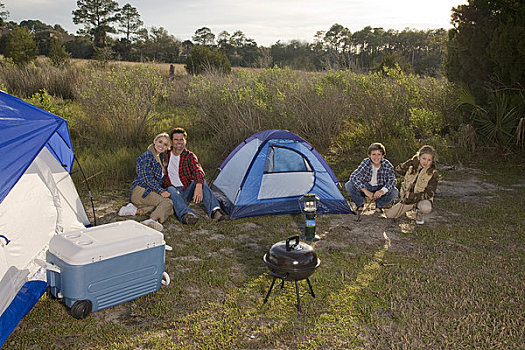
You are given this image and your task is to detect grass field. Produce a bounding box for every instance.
[4,159,524,349]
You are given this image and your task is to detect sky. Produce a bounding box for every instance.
[5,0,467,46]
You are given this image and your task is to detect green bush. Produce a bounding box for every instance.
[185,45,231,75]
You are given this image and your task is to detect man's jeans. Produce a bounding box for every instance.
[165,181,221,221]
[345,181,399,208]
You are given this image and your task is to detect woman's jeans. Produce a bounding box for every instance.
[165,181,221,221]
[345,181,399,208]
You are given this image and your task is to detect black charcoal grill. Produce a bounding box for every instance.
[262,235,320,312]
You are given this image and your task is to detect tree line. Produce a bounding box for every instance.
[0,0,446,75]
[0,0,523,150]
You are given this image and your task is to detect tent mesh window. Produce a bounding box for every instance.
[264,146,313,173]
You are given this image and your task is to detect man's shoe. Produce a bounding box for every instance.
[211,208,228,221]
[182,212,198,225]
[141,219,164,231]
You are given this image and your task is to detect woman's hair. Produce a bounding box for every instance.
[368,142,386,156]
[417,145,437,173]
[153,132,170,143]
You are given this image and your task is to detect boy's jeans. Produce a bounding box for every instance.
[165,181,220,221]
[345,181,399,208]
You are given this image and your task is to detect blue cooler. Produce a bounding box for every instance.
[46,220,168,319]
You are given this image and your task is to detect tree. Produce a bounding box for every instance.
[185,45,231,75]
[134,26,181,62]
[192,27,215,46]
[4,26,38,65]
[446,0,525,102]
[48,36,70,66]
[118,3,143,43]
[72,0,120,47]
[0,1,8,28]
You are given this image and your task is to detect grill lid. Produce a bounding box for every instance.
[264,235,319,271]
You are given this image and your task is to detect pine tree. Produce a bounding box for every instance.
[48,37,69,66]
[4,26,38,65]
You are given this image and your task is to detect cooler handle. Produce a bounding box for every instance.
[161,272,170,286]
[34,258,61,274]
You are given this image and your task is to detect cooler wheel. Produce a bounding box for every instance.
[70,300,92,319]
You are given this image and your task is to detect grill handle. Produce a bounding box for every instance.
[270,271,288,280]
[286,235,300,251]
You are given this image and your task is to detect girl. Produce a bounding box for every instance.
[129,133,174,231]
[385,145,439,224]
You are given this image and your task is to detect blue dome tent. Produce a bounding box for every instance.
[211,129,351,219]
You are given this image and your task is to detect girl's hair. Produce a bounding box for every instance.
[153,132,170,143]
[417,145,437,173]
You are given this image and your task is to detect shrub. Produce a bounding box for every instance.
[185,45,231,75]
[48,37,70,67]
[74,64,168,147]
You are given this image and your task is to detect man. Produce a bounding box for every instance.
[345,142,399,219]
[163,127,227,224]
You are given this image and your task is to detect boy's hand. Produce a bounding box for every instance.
[362,188,374,200]
[372,190,384,199]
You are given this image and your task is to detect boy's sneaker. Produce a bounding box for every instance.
[141,219,163,231]
[415,211,425,225]
[355,205,364,221]
[211,208,228,221]
[182,212,198,225]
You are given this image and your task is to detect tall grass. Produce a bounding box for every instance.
[0,61,83,99]
[1,61,466,189]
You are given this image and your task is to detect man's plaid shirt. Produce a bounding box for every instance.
[348,157,396,191]
[164,149,205,190]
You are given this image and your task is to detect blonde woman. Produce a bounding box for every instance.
[129,133,174,231]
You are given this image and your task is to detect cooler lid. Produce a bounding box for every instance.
[48,220,165,265]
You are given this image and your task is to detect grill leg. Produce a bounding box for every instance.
[306,278,316,298]
[280,279,285,289]
[263,277,277,304]
[295,280,301,312]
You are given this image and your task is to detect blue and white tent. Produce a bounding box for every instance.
[211,129,351,219]
[0,91,89,346]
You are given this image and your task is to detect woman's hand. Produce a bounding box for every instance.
[161,191,170,198]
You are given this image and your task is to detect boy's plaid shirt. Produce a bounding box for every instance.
[348,158,396,191]
[164,149,205,189]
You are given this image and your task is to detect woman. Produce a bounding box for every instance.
[129,132,173,231]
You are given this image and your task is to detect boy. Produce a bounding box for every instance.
[345,142,399,219]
